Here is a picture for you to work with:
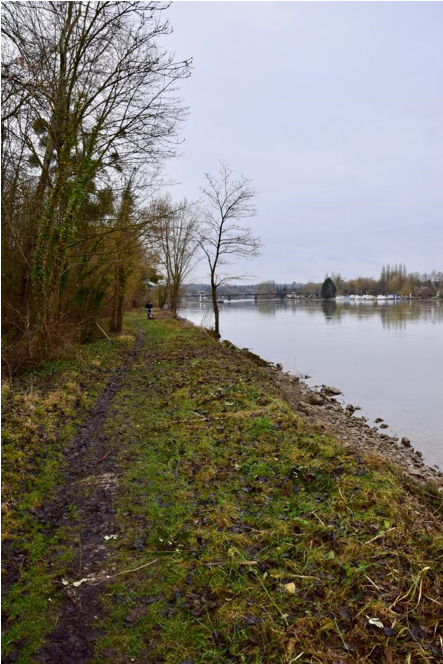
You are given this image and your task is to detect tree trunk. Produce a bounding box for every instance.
[116,294,124,333]
[210,277,220,339]
[110,273,119,332]
[169,282,179,317]
[110,266,126,333]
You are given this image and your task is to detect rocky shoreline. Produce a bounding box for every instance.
[266,362,442,486]
[182,317,442,487]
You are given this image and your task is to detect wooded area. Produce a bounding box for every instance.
[2,1,193,372]
[2,2,263,372]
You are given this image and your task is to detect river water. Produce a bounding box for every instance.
[179,299,443,469]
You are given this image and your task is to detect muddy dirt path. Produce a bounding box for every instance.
[32,330,145,664]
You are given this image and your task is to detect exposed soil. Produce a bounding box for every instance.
[265,363,443,486]
[26,330,145,664]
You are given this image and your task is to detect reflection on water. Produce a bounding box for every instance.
[180,299,443,467]
[321,300,338,321]
[255,300,277,316]
[286,298,443,326]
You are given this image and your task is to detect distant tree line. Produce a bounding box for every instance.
[300,266,442,298]
[184,268,442,299]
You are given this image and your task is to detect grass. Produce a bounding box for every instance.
[2,312,442,663]
[93,315,443,663]
[1,323,138,662]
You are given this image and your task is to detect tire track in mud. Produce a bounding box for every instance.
[33,329,145,664]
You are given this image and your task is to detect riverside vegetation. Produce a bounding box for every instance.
[2,313,443,663]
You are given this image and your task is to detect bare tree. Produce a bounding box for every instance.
[152,198,201,317]
[199,163,261,338]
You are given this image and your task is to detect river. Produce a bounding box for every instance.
[179,298,443,469]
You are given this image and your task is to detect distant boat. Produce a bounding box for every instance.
[286,292,301,299]
[337,293,404,302]
[198,292,224,304]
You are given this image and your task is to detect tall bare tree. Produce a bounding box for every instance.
[199,163,261,338]
[151,198,200,317]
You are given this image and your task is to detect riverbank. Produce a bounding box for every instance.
[264,363,442,487]
[2,312,442,663]
[180,298,443,469]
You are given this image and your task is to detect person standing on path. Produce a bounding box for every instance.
[145,300,154,319]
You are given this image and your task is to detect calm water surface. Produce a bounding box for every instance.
[180,299,443,468]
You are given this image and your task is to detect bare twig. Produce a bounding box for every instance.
[107,558,159,579]
[96,323,113,344]
[365,527,396,545]
[203,560,258,567]
[364,574,382,591]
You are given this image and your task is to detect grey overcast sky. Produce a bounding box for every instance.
[163,1,443,284]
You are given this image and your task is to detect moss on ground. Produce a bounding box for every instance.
[2,313,442,663]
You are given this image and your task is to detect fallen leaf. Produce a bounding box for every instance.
[284,582,296,594]
[367,616,384,629]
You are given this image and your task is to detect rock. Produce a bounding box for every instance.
[409,468,423,477]
[268,357,442,488]
[276,363,283,370]
[308,393,324,406]
[321,385,342,396]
